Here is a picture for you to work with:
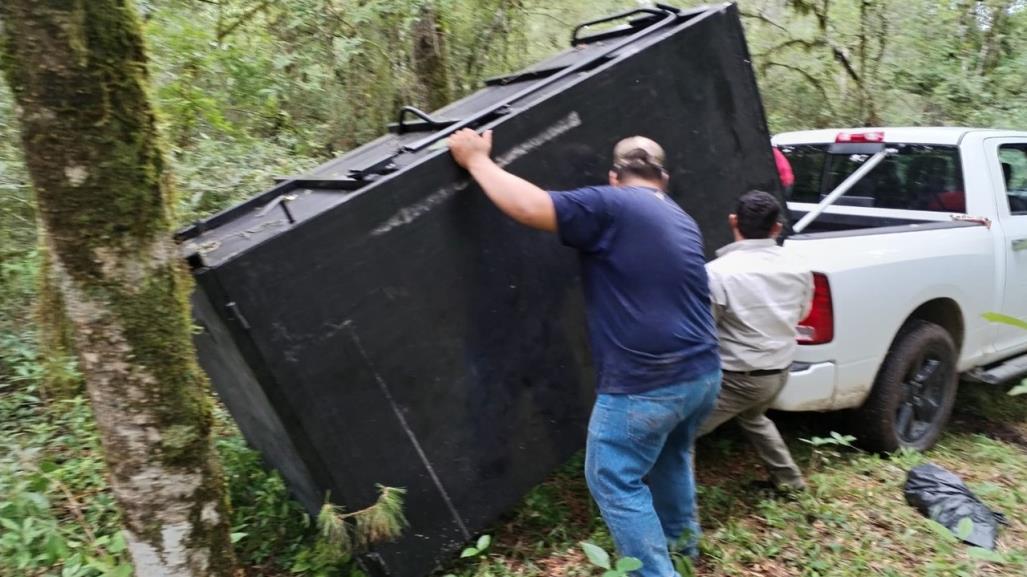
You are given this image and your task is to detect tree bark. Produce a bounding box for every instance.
[412,4,452,111]
[36,232,82,400]
[975,0,1012,76]
[0,2,237,576]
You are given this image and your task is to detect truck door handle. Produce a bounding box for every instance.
[1013,238,1027,252]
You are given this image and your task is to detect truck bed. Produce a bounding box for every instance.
[786,206,982,239]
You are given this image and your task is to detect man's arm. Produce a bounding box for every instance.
[448,129,556,232]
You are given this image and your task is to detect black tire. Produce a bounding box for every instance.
[855,320,959,452]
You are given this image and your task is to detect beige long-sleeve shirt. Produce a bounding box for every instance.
[706,238,814,372]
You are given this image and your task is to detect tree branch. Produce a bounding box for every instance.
[757,34,860,84]
[870,7,888,78]
[760,61,836,115]
[739,9,790,34]
[217,0,276,41]
[830,44,861,83]
[758,37,825,58]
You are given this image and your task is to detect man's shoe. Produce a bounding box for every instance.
[746,478,806,497]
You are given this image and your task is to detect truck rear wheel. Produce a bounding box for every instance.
[856,320,958,452]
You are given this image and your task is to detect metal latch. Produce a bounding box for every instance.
[257,193,298,223]
[225,302,251,330]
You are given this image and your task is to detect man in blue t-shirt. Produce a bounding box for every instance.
[449,129,720,577]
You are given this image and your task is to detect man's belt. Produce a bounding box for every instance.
[723,367,787,377]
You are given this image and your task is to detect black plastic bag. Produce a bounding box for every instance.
[904,463,1007,549]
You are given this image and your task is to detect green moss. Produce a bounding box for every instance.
[36,240,83,399]
[161,424,200,456]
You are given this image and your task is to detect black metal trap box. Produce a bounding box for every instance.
[177,4,779,575]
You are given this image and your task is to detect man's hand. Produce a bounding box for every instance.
[445,127,556,232]
[448,128,493,169]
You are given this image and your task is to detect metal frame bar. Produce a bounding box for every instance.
[484,66,565,87]
[792,149,892,234]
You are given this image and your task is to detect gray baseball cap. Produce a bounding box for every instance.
[613,136,666,169]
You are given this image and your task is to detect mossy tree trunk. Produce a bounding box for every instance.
[0,2,237,576]
[36,233,82,400]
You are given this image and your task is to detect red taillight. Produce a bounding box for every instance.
[835,131,885,143]
[797,273,833,345]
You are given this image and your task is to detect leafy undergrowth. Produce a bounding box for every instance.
[439,382,1027,577]
[0,336,353,577]
[0,338,131,577]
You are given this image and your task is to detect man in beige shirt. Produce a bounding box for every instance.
[700,190,813,491]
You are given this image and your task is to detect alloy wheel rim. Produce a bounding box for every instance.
[895,352,947,444]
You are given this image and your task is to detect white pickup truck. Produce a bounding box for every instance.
[769,127,1027,451]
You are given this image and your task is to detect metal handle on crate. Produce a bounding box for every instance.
[395,106,450,134]
[570,7,670,45]
[400,6,681,154]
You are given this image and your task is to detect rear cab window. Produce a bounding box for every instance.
[999,144,1027,215]
[779,143,966,213]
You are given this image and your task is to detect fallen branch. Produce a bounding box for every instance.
[317,485,408,557]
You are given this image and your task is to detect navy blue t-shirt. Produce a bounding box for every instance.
[548,185,719,394]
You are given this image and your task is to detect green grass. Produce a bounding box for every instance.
[438,382,1027,577]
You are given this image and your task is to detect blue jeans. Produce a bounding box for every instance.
[585,370,721,577]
